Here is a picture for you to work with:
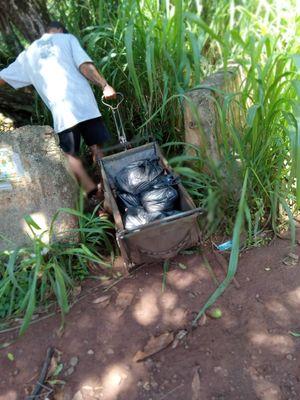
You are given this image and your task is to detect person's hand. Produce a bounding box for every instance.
[103,84,116,100]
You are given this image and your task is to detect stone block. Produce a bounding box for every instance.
[184,66,244,164]
[0,125,78,250]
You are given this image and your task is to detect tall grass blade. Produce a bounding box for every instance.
[19,243,41,335]
[192,169,249,326]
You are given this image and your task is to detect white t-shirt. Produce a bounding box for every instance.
[0,33,101,132]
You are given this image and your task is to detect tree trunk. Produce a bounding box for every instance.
[0,0,50,122]
[0,0,50,43]
[0,14,24,56]
[0,86,34,125]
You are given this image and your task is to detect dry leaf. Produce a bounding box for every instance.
[133,332,174,362]
[198,314,207,326]
[191,368,201,400]
[92,295,110,304]
[282,252,299,267]
[47,356,58,378]
[116,292,134,310]
[172,329,188,349]
[73,286,82,297]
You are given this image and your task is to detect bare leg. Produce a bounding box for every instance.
[65,153,96,193]
[89,144,103,164]
[89,144,104,189]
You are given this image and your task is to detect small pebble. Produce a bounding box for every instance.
[70,356,79,367]
[72,391,83,400]
[286,354,293,361]
[65,366,74,377]
[87,349,94,355]
[151,381,158,389]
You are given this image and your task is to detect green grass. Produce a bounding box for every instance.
[1,0,299,327]
[0,197,115,335]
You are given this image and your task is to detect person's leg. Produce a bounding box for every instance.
[65,153,96,193]
[58,129,98,195]
[79,117,111,189]
[89,144,103,164]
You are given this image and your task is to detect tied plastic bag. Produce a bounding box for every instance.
[141,186,178,213]
[118,192,140,209]
[115,159,163,194]
[151,173,179,189]
[124,207,163,230]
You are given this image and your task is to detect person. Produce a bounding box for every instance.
[0,21,116,207]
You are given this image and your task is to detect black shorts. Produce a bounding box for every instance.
[58,116,110,155]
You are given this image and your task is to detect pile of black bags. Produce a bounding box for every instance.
[115,158,181,230]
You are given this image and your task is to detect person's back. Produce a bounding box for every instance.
[0,21,116,208]
[6,33,100,132]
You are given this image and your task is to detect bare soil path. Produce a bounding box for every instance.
[1,236,300,400]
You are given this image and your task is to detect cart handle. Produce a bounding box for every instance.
[101,92,124,111]
[100,92,128,147]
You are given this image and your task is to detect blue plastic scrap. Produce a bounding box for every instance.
[216,240,233,251]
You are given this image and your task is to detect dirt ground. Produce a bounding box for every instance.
[1,235,300,400]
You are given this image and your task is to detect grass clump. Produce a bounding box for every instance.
[0,202,115,335]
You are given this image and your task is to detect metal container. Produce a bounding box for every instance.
[100,141,202,270]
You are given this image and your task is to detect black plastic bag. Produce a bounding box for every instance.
[151,173,180,189]
[118,192,141,209]
[115,158,163,194]
[124,207,163,230]
[141,186,178,213]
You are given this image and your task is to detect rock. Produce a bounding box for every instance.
[184,66,243,165]
[143,381,151,391]
[87,349,94,355]
[213,366,229,377]
[69,356,79,367]
[106,348,114,355]
[81,385,94,396]
[286,354,293,361]
[72,391,83,400]
[13,369,19,376]
[0,126,78,250]
[150,380,158,389]
[54,390,72,400]
[64,366,75,377]
[145,358,154,368]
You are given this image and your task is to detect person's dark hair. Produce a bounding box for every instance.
[46,21,68,33]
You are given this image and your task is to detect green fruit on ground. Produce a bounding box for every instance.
[208,308,222,319]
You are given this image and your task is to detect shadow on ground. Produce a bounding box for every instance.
[1,236,300,400]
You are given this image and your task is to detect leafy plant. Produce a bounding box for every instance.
[0,200,115,335]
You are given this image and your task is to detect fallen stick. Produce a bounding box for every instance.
[213,250,241,289]
[26,347,54,400]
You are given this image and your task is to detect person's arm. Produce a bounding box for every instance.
[79,62,116,100]
[0,51,31,89]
